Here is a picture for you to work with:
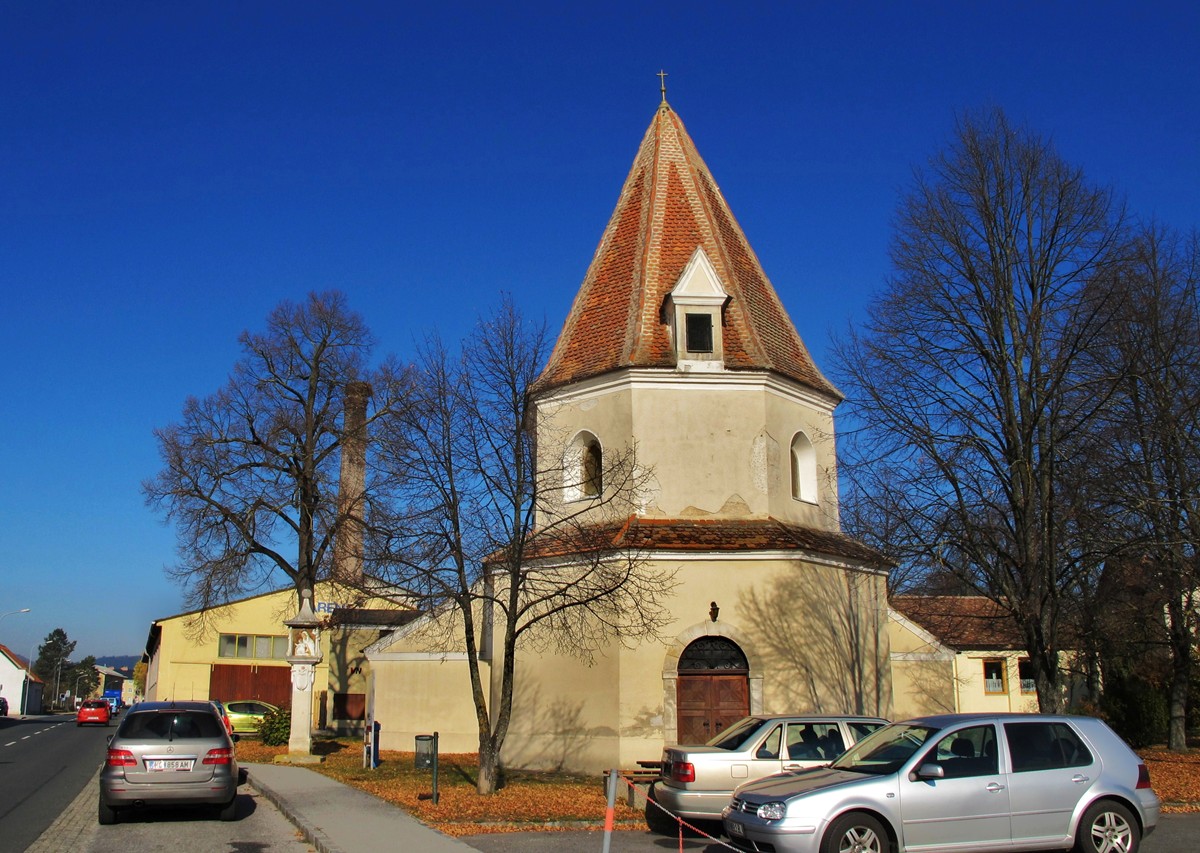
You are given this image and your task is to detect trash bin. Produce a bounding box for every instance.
[415,734,436,769]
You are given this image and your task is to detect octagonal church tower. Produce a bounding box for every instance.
[534,101,846,530]
[366,99,892,773]
[515,101,892,764]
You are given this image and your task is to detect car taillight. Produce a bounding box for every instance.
[106,749,136,767]
[1137,764,1153,789]
[672,761,695,783]
[203,747,234,765]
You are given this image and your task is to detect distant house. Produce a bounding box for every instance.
[888,595,1082,718]
[142,580,417,735]
[94,664,137,707]
[0,644,44,715]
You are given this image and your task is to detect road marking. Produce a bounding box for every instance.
[4,741,15,746]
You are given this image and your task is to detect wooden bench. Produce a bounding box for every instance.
[603,764,662,807]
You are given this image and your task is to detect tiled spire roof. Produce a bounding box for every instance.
[536,103,838,397]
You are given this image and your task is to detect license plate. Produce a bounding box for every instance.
[728,821,744,838]
[145,759,194,771]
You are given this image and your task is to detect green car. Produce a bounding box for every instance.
[224,700,279,735]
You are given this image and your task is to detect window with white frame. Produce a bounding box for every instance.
[563,431,603,502]
[790,432,818,503]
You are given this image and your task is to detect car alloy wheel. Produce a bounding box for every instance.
[822,813,886,853]
[1077,800,1140,853]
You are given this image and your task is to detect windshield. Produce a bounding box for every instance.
[708,717,765,750]
[830,723,939,775]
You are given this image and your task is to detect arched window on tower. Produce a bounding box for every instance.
[564,431,603,502]
[582,439,602,497]
[790,432,818,504]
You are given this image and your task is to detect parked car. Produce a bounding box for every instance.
[723,713,1160,853]
[98,700,240,824]
[225,699,278,735]
[77,699,111,726]
[0,696,8,716]
[651,714,887,825]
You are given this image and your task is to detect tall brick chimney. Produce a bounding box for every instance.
[333,380,371,583]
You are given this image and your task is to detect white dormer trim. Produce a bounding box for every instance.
[667,248,728,369]
[672,247,728,305]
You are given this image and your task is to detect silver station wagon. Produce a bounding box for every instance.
[723,713,1159,853]
[98,700,240,824]
[652,714,887,824]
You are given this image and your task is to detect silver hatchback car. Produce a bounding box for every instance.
[99,700,240,824]
[723,713,1159,853]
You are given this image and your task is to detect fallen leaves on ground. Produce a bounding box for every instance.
[237,739,644,833]
[237,738,1200,832]
[1140,748,1200,813]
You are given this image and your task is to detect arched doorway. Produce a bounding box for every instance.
[675,636,750,744]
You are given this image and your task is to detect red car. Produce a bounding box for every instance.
[77,699,111,726]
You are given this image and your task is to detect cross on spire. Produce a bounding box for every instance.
[657,69,668,104]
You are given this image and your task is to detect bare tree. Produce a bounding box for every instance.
[834,108,1126,712]
[366,296,675,795]
[144,291,410,618]
[1081,224,1200,750]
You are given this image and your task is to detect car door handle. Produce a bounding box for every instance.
[986,782,1006,793]
[1073,774,1091,784]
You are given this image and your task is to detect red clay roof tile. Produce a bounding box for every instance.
[519,516,888,567]
[891,595,1025,650]
[535,104,838,398]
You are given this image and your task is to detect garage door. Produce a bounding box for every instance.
[209,663,291,707]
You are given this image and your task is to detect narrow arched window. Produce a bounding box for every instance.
[790,432,818,503]
[564,431,603,502]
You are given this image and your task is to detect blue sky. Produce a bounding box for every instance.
[1,2,1196,661]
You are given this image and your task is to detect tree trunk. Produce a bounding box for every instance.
[477,736,500,795]
[1028,641,1065,714]
[1166,596,1192,752]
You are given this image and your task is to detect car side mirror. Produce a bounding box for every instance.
[232,733,240,743]
[911,762,945,781]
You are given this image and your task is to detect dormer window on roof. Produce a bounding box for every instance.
[684,313,713,353]
[667,248,727,369]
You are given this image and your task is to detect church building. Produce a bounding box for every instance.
[366,99,892,772]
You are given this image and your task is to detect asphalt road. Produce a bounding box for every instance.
[1,712,315,853]
[0,713,110,851]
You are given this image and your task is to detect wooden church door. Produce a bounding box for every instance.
[676,637,749,744]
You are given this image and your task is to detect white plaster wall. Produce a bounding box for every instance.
[536,370,840,529]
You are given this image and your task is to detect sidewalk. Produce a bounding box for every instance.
[247,761,476,853]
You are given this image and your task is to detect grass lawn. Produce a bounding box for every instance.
[236,738,1200,836]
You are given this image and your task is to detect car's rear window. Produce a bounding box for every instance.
[118,710,225,739]
[708,717,766,750]
[83,700,108,709]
